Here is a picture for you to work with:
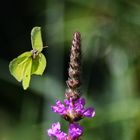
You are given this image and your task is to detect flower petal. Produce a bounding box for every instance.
[47,122,60,137]
[51,100,66,115]
[47,122,67,140]
[83,108,95,117]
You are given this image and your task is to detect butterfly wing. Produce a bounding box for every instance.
[31,27,43,52]
[9,52,32,82]
[22,57,32,90]
[31,53,46,75]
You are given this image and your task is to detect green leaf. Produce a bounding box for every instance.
[9,52,32,82]
[31,27,43,52]
[31,53,46,75]
[22,58,32,90]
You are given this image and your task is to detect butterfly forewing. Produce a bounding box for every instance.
[31,27,43,52]
[9,52,32,82]
[17,52,32,58]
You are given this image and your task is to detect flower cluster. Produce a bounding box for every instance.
[52,97,95,122]
[47,32,95,140]
[48,122,83,140]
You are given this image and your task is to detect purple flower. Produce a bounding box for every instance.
[68,123,83,139]
[47,122,83,140]
[47,32,96,140]
[51,97,95,122]
[47,122,67,140]
[51,100,67,115]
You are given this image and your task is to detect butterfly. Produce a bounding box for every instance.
[9,27,47,90]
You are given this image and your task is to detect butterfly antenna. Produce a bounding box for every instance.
[43,46,48,49]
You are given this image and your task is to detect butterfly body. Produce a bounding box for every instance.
[31,49,39,59]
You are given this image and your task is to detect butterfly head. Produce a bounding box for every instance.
[31,49,39,59]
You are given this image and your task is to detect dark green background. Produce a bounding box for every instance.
[0,0,140,139]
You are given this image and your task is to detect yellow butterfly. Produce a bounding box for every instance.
[9,27,47,90]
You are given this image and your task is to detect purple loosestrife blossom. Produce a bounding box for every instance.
[48,122,67,140]
[68,123,84,139]
[51,97,95,122]
[47,122,83,140]
[47,32,95,140]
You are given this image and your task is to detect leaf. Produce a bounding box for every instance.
[22,58,32,90]
[9,52,32,82]
[31,53,47,75]
[31,27,43,52]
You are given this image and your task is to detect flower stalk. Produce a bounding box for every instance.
[47,32,95,140]
[65,32,81,100]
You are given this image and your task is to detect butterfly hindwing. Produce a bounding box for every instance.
[31,53,46,75]
[22,57,32,90]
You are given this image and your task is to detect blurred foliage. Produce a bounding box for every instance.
[0,0,140,140]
